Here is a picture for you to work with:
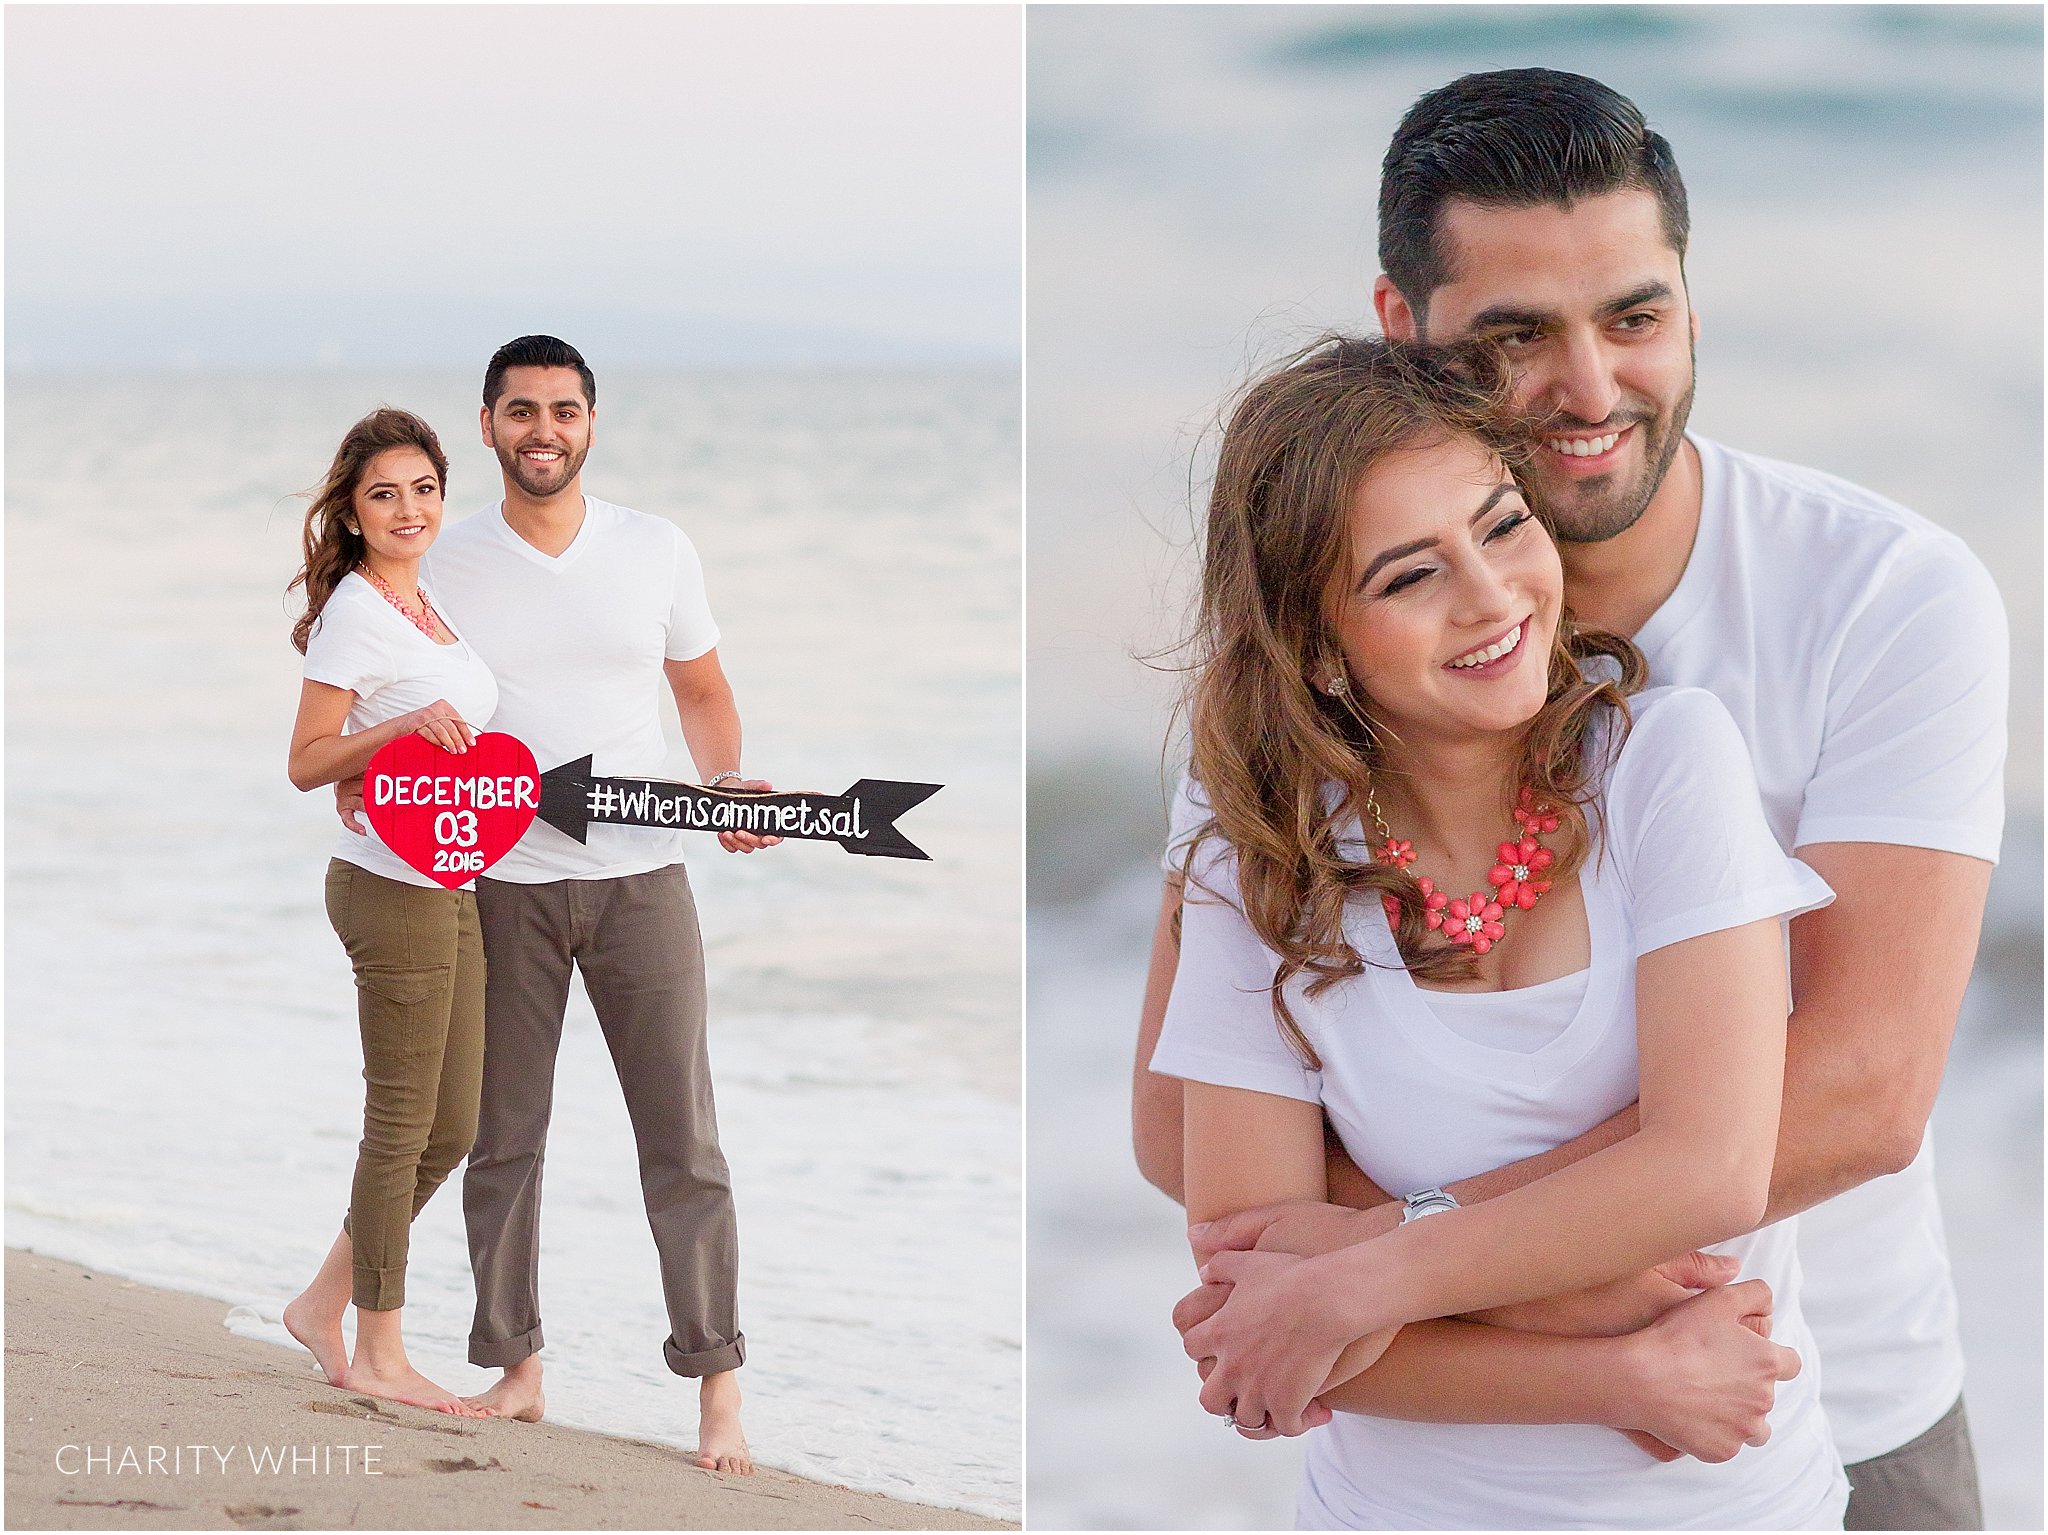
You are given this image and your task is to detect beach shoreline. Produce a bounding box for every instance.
[4,1249,1014,1532]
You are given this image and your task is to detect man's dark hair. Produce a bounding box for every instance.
[483,334,597,411]
[1379,69,1689,319]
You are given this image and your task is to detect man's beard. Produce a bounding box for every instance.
[496,440,588,499]
[1528,373,1695,546]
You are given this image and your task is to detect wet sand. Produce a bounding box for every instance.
[4,1250,1014,1531]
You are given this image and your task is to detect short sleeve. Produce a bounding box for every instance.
[302,587,395,699]
[1796,541,2006,863]
[1150,832,1321,1104]
[1607,688,1836,956]
[663,524,722,662]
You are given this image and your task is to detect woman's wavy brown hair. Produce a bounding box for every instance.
[1175,335,1646,1067]
[287,408,449,654]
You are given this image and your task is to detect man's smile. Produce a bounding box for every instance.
[1540,424,1633,473]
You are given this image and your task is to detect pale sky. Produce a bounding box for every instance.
[6,5,1021,368]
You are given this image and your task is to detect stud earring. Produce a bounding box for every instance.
[1324,673,1349,697]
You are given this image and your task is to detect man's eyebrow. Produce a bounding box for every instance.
[1466,302,1553,333]
[1467,280,1677,335]
[1355,483,1519,590]
[501,395,586,410]
[1597,280,1675,317]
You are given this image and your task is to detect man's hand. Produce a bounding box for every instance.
[1190,1200,1396,1266]
[1607,1279,1799,1464]
[335,776,367,836]
[1467,1249,1741,1338]
[713,778,783,854]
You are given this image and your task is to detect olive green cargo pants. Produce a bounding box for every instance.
[324,860,486,1311]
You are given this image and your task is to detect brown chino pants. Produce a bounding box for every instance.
[463,863,744,1377]
[1844,1395,1985,1530]
[324,860,486,1312]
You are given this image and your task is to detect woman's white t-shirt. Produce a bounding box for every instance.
[301,572,499,890]
[1152,687,1850,1531]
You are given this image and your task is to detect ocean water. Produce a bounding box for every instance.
[5,368,1021,1519]
[1025,7,2041,1529]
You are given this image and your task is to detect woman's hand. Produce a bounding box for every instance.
[290,680,470,792]
[400,699,475,755]
[1178,1288,1340,1441]
[1608,1279,1801,1463]
[1180,1247,1363,1436]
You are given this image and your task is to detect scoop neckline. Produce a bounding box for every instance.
[1415,964,1593,1003]
[1356,859,1623,1087]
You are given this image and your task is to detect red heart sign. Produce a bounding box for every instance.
[362,732,540,888]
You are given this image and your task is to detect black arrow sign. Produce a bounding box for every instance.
[536,757,941,860]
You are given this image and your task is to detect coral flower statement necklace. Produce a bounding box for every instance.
[361,566,444,641]
[1375,788,1559,955]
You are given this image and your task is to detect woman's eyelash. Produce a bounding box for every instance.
[1379,513,1528,593]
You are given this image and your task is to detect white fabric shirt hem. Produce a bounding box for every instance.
[1794,814,2002,864]
[1633,873,1833,957]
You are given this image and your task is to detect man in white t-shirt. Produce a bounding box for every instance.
[353,335,772,1473]
[1139,70,2004,1528]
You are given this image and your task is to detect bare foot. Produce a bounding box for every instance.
[341,1360,490,1417]
[282,1292,348,1387]
[695,1371,753,1474]
[464,1359,544,1423]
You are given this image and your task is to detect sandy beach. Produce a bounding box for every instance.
[4,1250,1014,1532]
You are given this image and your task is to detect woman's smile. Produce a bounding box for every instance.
[1442,618,1529,676]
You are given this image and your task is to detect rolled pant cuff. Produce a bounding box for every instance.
[352,1266,406,1312]
[469,1322,544,1369]
[664,1331,745,1377]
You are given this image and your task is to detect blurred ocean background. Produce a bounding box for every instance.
[1026,7,2041,1530]
[7,368,1021,1520]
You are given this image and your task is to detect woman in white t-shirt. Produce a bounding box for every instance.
[277,409,498,1417]
[1150,338,1849,1528]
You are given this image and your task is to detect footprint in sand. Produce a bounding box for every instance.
[425,1455,507,1473]
[302,1399,472,1437]
[222,1503,302,1527]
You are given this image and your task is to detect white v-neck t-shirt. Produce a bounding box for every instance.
[422,495,721,884]
[1154,688,1847,1530]
[1634,435,2006,1461]
[301,572,499,889]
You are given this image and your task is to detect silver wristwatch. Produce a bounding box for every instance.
[1400,1186,1460,1223]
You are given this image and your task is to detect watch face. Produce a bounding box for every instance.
[1402,1191,1456,1222]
